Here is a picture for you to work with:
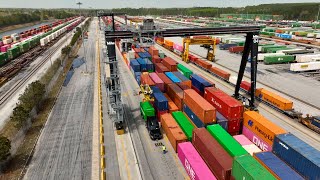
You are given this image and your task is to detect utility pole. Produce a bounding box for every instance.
[317,5,320,22]
[77,2,88,73]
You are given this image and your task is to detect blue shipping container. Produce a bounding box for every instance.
[272,133,320,180]
[183,103,204,128]
[190,74,213,94]
[172,71,189,82]
[216,112,228,131]
[137,58,147,71]
[254,152,304,180]
[153,93,168,111]
[145,58,154,72]
[219,43,237,50]
[165,72,181,83]
[138,52,147,58]
[150,86,162,98]
[130,59,141,72]
[134,72,141,85]
[311,116,320,128]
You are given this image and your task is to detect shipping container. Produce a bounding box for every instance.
[242,144,261,156]
[183,103,205,128]
[140,73,155,86]
[162,57,178,71]
[254,152,304,180]
[145,58,154,72]
[177,142,217,180]
[140,101,155,120]
[216,111,228,131]
[243,111,286,146]
[290,62,320,72]
[153,93,168,111]
[184,89,216,125]
[195,59,212,70]
[130,59,141,72]
[257,53,286,61]
[229,46,244,53]
[152,55,161,64]
[0,52,9,66]
[167,84,184,110]
[149,73,165,92]
[161,113,187,152]
[264,55,295,64]
[134,72,141,85]
[240,81,251,92]
[233,135,252,146]
[148,46,159,57]
[177,64,193,78]
[232,155,277,180]
[204,87,243,121]
[172,111,195,141]
[173,71,192,88]
[156,73,173,91]
[295,54,320,63]
[272,133,320,180]
[176,82,190,90]
[137,58,147,71]
[7,46,20,59]
[209,67,230,80]
[242,126,272,152]
[256,88,293,111]
[165,72,181,83]
[207,124,248,157]
[155,63,169,73]
[192,128,233,180]
[190,74,213,95]
[163,93,179,113]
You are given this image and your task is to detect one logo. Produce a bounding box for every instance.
[107,41,115,45]
[248,120,253,127]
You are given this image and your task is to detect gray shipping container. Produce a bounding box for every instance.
[272,133,320,180]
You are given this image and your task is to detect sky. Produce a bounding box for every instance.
[0,0,318,9]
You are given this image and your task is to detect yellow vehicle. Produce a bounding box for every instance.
[139,84,154,102]
[182,36,216,63]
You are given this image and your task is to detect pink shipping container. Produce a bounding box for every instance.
[177,142,217,180]
[233,135,252,146]
[0,41,3,47]
[149,73,165,92]
[242,126,272,152]
[1,45,10,52]
[173,43,184,52]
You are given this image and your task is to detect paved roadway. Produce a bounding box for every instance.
[155,44,320,151]
[165,36,320,115]
[24,20,96,180]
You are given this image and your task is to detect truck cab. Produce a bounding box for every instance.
[146,116,163,140]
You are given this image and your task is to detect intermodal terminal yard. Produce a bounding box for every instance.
[0,5,319,180]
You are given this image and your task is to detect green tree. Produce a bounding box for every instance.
[0,136,11,162]
[18,81,46,112]
[10,104,29,128]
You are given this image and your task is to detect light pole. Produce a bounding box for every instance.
[317,5,320,22]
[77,2,88,73]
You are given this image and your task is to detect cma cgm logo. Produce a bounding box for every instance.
[248,120,254,127]
[107,41,115,45]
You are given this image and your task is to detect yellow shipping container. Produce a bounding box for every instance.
[256,88,293,111]
[243,111,287,146]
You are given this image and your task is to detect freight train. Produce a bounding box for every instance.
[0,17,86,86]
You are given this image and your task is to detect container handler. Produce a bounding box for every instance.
[140,101,163,140]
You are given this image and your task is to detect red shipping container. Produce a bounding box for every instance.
[228,119,241,133]
[204,87,243,121]
[140,74,155,86]
[167,84,184,110]
[156,73,173,91]
[192,128,232,180]
[209,67,230,80]
[148,46,159,57]
[155,63,169,73]
[152,55,161,64]
[156,108,168,122]
[196,59,212,70]
[162,57,178,71]
[134,53,140,58]
[183,89,216,124]
[177,82,190,90]
[240,81,251,92]
[229,46,244,53]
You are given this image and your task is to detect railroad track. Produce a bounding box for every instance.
[156,44,320,147]
[0,33,70,107]
[260,36,320,50]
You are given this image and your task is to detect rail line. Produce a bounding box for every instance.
[156,44,320,146]
[0,33,70,107]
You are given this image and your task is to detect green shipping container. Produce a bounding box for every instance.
[237,42,245,46]
[19,41,30,53]
[232,155,277,180]
[140,101,155,120]
[0,52,9,66]
[177,64,193,78]
[172,111,195,141]
[8,46,21,59]
[261,45,286,53]
[266,47,292,53]
[264,55,295,64]
[206,124,248,157]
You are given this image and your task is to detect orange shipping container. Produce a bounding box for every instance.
[167,84,184,110]
[255,88,293,111]
[140,73,155,86]
[160,113,187,152]
[163,93,179,113]
[183,89,216,124]
[243,111,287,146]
[148,46,159,57]
[164,39,174,47]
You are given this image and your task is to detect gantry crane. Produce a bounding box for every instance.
[182,37,216,63]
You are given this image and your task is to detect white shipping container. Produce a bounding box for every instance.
[40,37,48,46]
[128,51,135,59]
[243,144,261,156]
[48,34,53,42]
[258,53,285,61]
[316,34,320,39]
[3,38,13,45]
[295,54,320,63]
[229,76,238,85]
[276,48,303,54]
[307,33,315,38]
[290,62,320,72]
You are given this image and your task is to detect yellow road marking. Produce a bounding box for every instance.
[120,134,131,180]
